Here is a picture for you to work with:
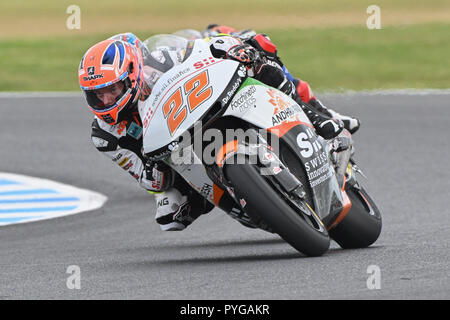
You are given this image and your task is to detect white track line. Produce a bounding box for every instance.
[0,172,107,226]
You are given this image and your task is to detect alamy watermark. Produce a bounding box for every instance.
[154,121,284,176]
[66,265,81,290]
[66,5,81,30]
[366,5,382,30]
[366,265,381,290]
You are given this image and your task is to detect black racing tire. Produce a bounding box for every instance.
[329,186,382,249]
[225,163,330,257]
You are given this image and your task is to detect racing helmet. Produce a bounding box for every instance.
[78,38,146,125]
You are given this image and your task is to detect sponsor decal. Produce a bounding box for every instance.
[263,152,274,162]
[117,120,128,135]
[265,58,283,70]
[237,65,246,78]
[112,153,123,162]
[152,67,191,103]
[296,129,332,187]
[296,128,323,158]
[272,166,282,175]
[128,171,139,180]
[118,157,129,167]
[221,75,243,106]
[272,106,295,126]
[240,198,247,208]
[200,183,213,197]
[83,66,104,81]
[267,88,303,125]
[267,88,290,110]
[151,179,162,191]
[230,85,256,112]
[87,66,95,75]
[142,108,155,130]
[304,151,328,173]
[157,197,169,206]
[127,122,142,140]
[167,67,191,85]
[193,57,216,69]
[123,161,133,171]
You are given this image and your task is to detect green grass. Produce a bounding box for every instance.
[267,23,450,91]
[1,23,449,91]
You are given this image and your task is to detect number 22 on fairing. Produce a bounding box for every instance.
[162,70,213,136]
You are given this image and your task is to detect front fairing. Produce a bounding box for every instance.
[223,78,343,220]
[141,39,243,154]
[280,125,343,220]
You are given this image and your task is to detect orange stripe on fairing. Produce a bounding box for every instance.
[268,121,314,138]
[213,183,225,206]
[216,140,238,168]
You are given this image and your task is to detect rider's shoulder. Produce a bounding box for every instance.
[92,116,125,138]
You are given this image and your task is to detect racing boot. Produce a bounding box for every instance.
[327,108,361,134]
[293,78,360,135]
[154,188,213,231]
[307,98,360,135]
[296,97,344,140]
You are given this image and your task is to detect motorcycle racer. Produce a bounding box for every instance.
[79,30,358,232]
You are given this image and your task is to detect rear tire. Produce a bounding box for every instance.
[226,163,330,257]
[329,186,382,249]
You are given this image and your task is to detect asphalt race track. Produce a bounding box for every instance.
[0,92,449,300]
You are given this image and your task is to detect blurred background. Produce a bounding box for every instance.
[0,0,449,92]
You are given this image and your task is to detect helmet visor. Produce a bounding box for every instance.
[83,79,131,111]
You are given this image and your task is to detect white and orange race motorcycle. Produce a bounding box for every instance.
[141,35,381,257]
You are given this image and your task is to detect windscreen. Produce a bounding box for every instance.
[142,35,189,90]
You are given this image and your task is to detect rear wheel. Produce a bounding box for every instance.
[226,162,330,257]
[328,186,382,249]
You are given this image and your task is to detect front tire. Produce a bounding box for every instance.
[226,163,330,257]
[329,186,382,249]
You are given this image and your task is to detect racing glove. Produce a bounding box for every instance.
[226,44,259,65]
[144,160,174,193]
[252,57,295,96]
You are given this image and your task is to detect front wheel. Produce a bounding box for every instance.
[225,163,330,257]
[329,186,382,249]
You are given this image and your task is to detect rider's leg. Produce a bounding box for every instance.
[293,78,361,134]
[153,177,214,231]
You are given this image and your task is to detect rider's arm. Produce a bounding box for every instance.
[209,34,296,97]
[90,117,168,192]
